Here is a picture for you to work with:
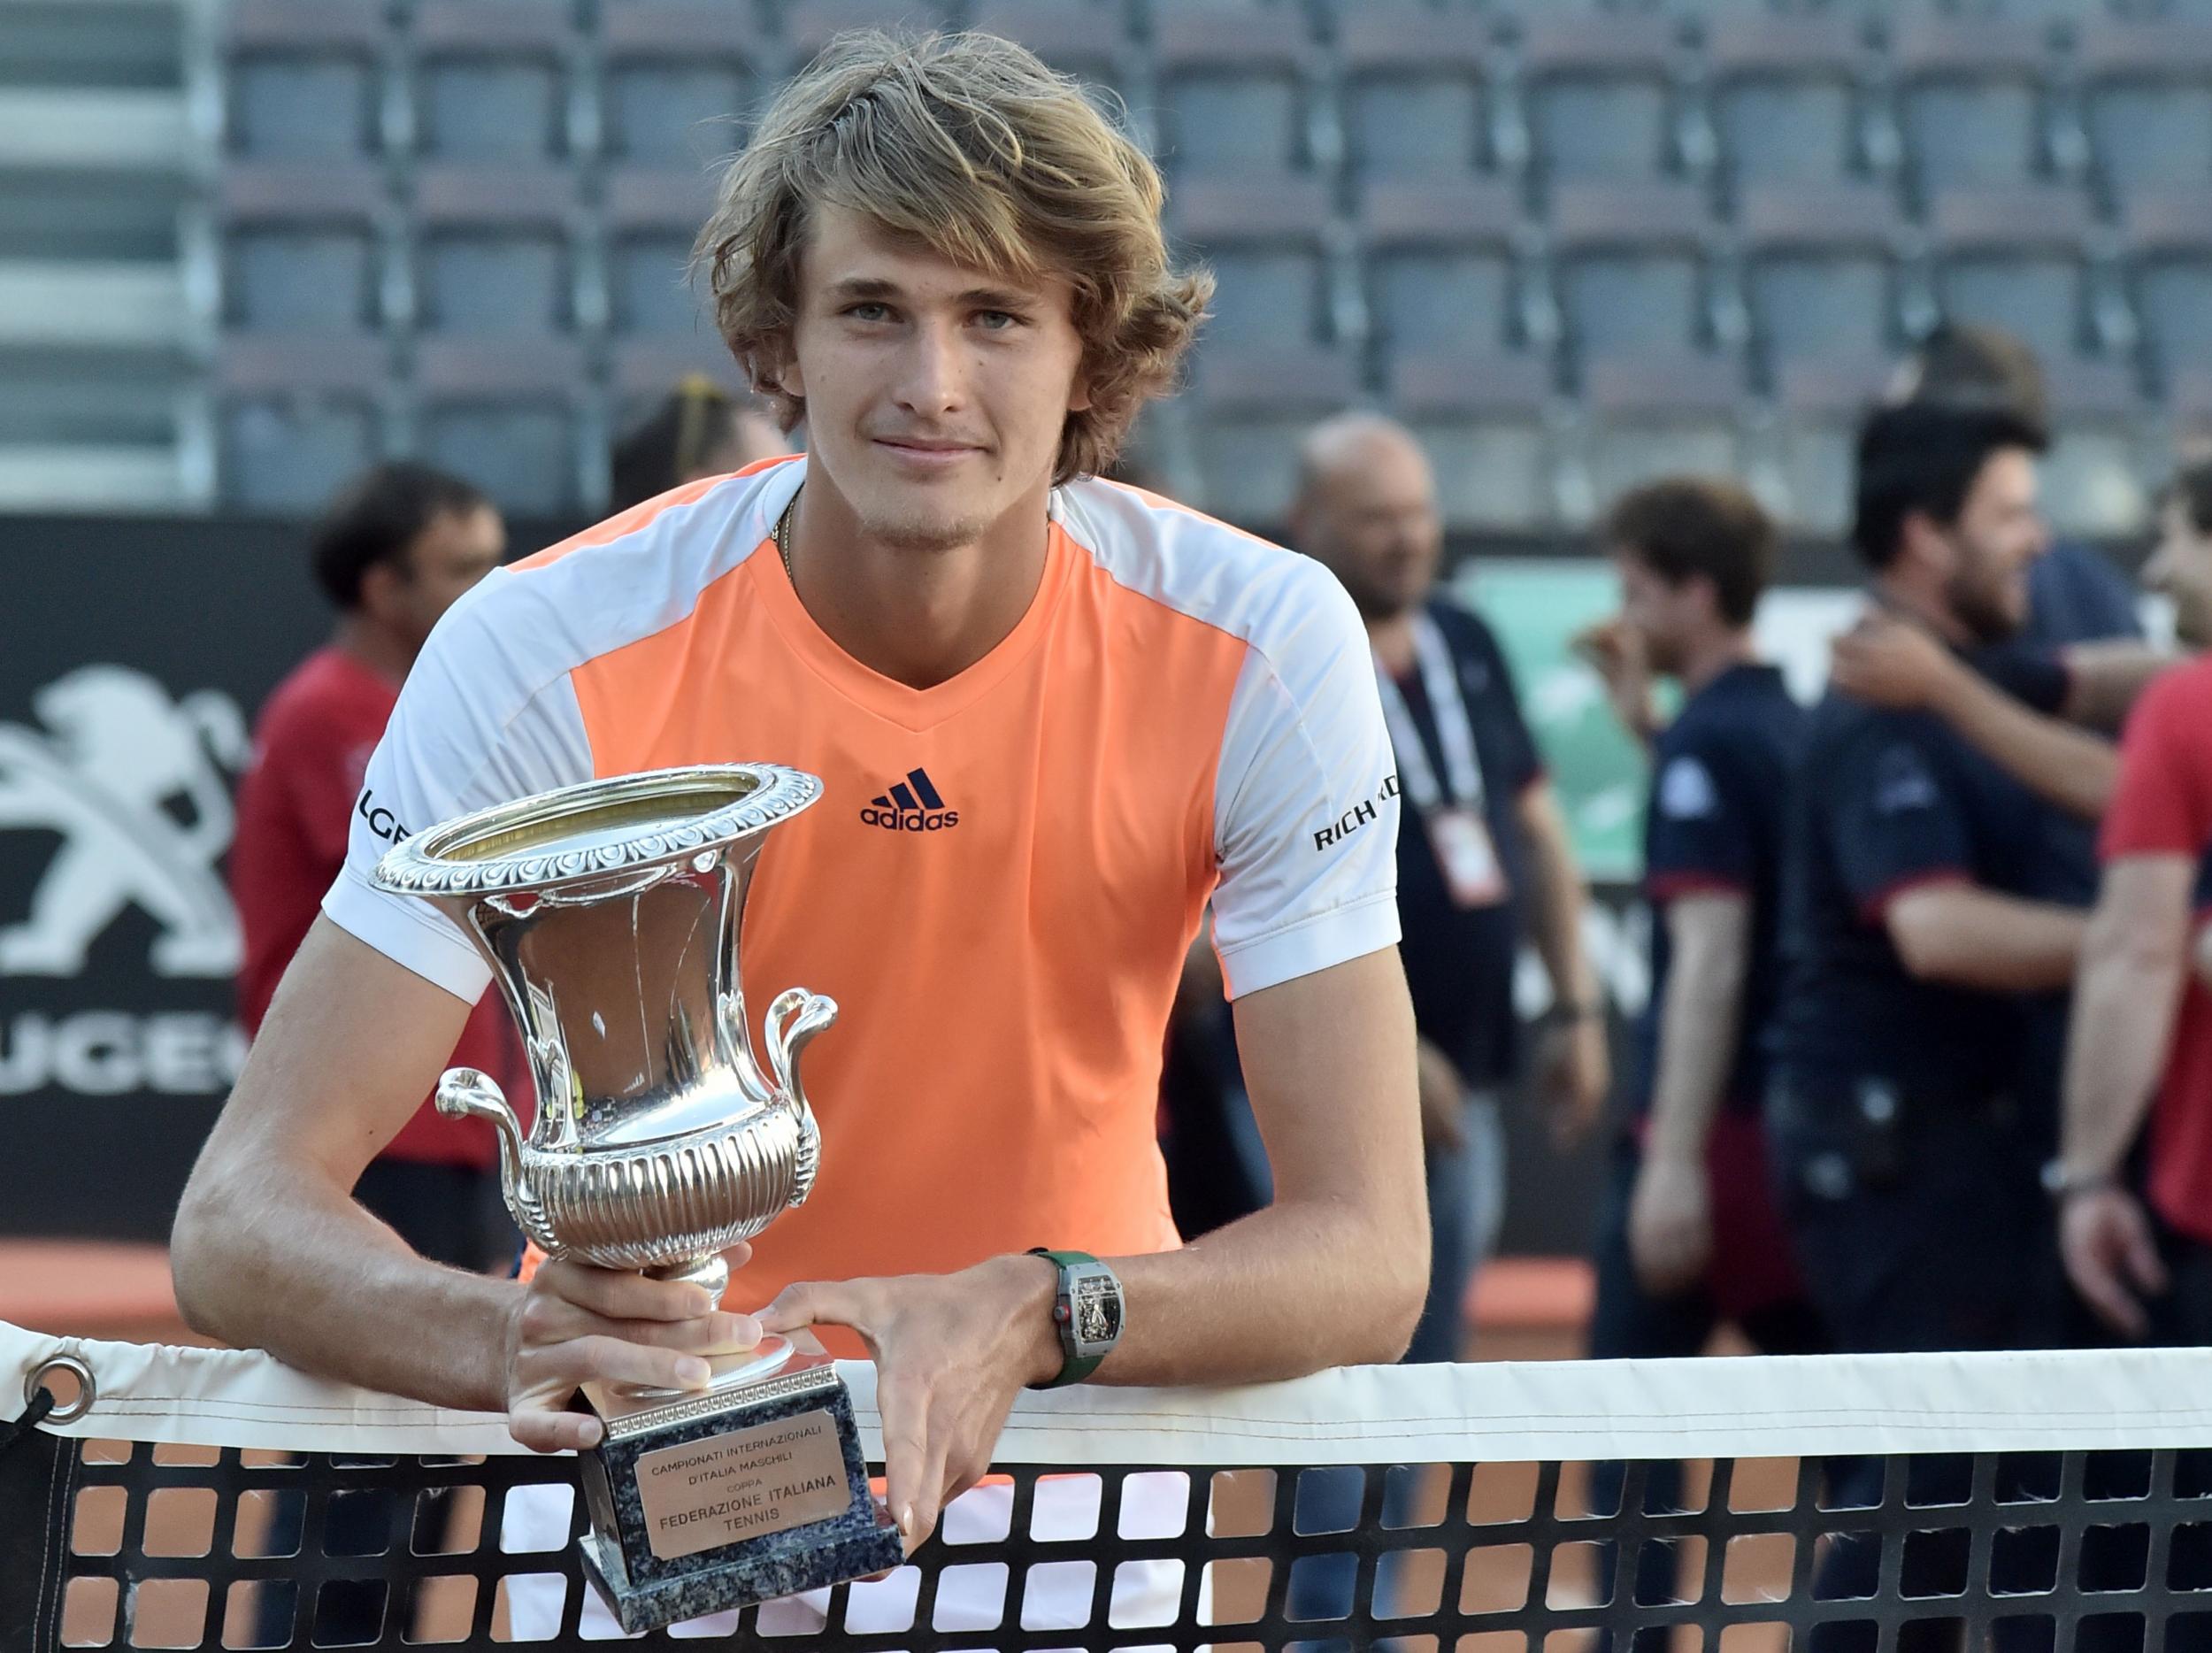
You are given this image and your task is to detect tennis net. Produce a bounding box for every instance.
[6,1321,2212,1653]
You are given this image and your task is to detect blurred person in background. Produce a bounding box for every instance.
[1291,411,1608,1365]
[1577,480,1822,1362]
[1576,480,1824,1634]
[2143,457,2212,654]
[2055,457,2212,1347]
[1770,404,2096,1648]
[1891,321,2142,656]
[229,462,517,1649]
[1770,402,2087,1364]
[609,373,794,512]
[230,461,519,1274]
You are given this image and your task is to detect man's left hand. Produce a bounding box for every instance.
[1536,1011,1609,1148]
[761,1255,1060,1553]
[1829,612,1960,711]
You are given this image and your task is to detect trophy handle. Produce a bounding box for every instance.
[435,1068,535,1228]
[763,988,834,1206]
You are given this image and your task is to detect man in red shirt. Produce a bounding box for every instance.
[2055,639,2212,1341]
[229,461,516,1272]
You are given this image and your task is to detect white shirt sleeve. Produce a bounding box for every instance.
[319,570,595,1003]
[1210,561,1402,999]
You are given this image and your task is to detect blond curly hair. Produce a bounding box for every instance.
[695,30,1211,484]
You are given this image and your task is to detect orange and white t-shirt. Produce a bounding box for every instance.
[324,457,1402,1314]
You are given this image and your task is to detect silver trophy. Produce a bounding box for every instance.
[372,763,901,1633]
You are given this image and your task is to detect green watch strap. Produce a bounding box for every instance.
[1028,1248,1110,1388]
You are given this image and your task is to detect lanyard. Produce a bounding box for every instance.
[1374,611,1486,815]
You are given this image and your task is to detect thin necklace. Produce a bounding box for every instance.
[774,495,796,582]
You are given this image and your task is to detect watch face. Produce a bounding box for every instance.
[1071,1272,1122,1349]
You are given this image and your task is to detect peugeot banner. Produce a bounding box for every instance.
[0,519,330,1237]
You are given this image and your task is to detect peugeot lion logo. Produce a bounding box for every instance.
[0,665,250,978]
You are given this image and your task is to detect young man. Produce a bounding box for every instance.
[2054,645,2212,1342]
[171,30,1427,1563]
[1288,411,1607,1366]
[2144,457,2212,654]
[1769,402,2086,1362]
[1578,480,1819,1360]
[1769,402,2094,1649]
[229,462,515,1272]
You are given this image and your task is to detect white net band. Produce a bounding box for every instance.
[10,1320,2212,1463]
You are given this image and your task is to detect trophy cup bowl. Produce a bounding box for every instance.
[371,763,901,1632]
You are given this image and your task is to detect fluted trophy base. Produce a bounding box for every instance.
[572,1333,902,1634]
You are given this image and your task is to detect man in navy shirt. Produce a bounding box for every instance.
[1578,479,1822,1363]
[1574,481,1823,1627]
[1771,402,2088,1354]
[1292,411,1609,1363]
[1771,403,2095,1649]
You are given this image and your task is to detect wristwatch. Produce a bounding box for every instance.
[1027,1249,1123,1388]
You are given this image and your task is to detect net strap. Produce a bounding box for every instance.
[8,1319,2212,1463]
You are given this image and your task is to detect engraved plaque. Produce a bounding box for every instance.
[634,1409,856,1562]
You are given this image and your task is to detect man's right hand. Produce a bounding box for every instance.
[1627,1151,1712,1296]
[1572,618,1656,743]
[2060,1185,2169,1340]
[504,1248,763,1451]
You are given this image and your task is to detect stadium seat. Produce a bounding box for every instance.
[1578,354,1747,519]
[1337,5,1492,181]
[1153,9,1326,177]
[611,337,750,411]
[1706,17,1870,195]
[968,3,1139,118]
[412,338,593,515]
[219,164,388,334]
[1388,351,1555,532]
[780,1,958,61]
[1359,181,1524,358]
[2123,188,2212,393]
[1770,358,1885,537]
[2080,20,2212,204]
[411,165,594,337]
[1549,181,1719,360]
[223,0,388,161]
[597,3,764,168]
[405,0,580,163]
[1739,184,1905,378]
[603,166,718,339]
[1184,346,1363,530]
[1516,14,1685,187]
[1892,19,2054,202]
[1171,176,1345,350]
[1927,187,2105,372]
[218,334,391,514]
[2039,362,2152,540]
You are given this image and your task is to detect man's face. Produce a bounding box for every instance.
[781,205,1090,552]
[394,504,504,650]
[2145,495,2212,650]
[1614,550,1706,677]
[1938,447,2047,644]
[1297,438,1443,621]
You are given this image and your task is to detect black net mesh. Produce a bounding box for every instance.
[12,1423,2212,1653]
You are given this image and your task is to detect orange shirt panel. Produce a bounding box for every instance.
[566,529,1250,1316]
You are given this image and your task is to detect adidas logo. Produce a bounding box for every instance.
[858,767,960,832]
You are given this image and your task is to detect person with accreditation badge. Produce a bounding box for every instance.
[1290,413,1608,1369]
[168,27,1429,1640]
